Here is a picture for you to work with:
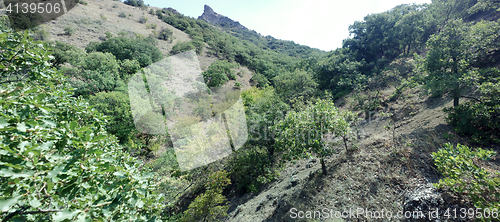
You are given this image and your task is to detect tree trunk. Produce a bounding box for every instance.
[453,96,459,107]
[343,136,348,152]
[320,157,327,176]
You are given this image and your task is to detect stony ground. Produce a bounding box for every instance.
[225,84,500,222]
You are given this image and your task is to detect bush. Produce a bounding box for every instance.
[86,36,163,67]
[432,143,500,211]
[139,16,148,24]
[63,52,125,96]
[444,82,500,144]
[250,73,270,88]
[228,147,279,193]
[234,81,241,89]
[119,12,127,18]
[180,171,231,222]
[146,23,157,29]
[51,41,85,66]
[157,28,173,41]
[89,91,136,144]
[170,41,195,55]
[32,27,50,41]
[202,60,238,87]
[124,0,145,7]
[63,26,73,36]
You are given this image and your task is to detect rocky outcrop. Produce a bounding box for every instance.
[403,184,444,222]
[198,5,247,30]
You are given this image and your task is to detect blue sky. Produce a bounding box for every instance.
[145,0,432,51]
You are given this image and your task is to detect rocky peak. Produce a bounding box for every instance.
[198,5,247,30]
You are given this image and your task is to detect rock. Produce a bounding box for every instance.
[403,183,444,222]
[289,175,299,187]
[198,5,248,30]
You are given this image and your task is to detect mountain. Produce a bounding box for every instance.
[198,5,248,30]
[198,5,325,58]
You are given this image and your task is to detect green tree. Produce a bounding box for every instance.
[62,52,125,96]
[89,91,136,144]
[273,69,318,104]
[418,19,500,106]
[0,29,164,221]
[86,36,163,67]
[273,99,354,175]
[202,60,238,87]
[181,170,231,222]
[157,28,173,41]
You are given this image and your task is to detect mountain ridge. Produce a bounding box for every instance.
[198,4,248,30]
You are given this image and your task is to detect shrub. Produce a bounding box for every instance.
[234,81,241,89]
[146,23,157,29]
[432,143,500,211]
[444,81,500,144]
[157,27,173,41]
[105,31,113,39]
[139,16,148,24]
[63,26,73,36]
[118,12,126,18]
[228,147,279,193]
[180,171,231,222]
[202,60,238,87]
[32,27,50,41]
[86,36,163,67]
[51,41,85,66]
[170,41,195,55]
[250,73,270,88]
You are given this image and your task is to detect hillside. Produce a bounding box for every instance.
[1,0,500,221]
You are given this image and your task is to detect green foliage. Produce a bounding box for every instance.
[105,31,113,39]
[469,0,500,14]
[1,30,55,84]
[202,60,238,87]
[234,81,241,89]
[51,41,85,66]
[273,69,318,104]
[119,59,141,78]
[86,35,163,67]
[0,29,164,221]
[170,41,195,55]
[62,52,125,96]
[124,0,145,7]
[444,80,500,144]
[416,18,500,108]
[0,16,11,29]
[228,147,279,193]
[272,99,354,175]
[118,12,127,18]
[63,27,73,36]
[89,91,136,144]
[139,16,148,24]
[343,4,435,72]
[157,28,173,41]
[180,170,231,222]
[250,73,270,88]
[432,143,500,213]
[32,26,50,41]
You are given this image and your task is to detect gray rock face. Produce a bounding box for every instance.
[198,5,248,30]
[403,184,444,222]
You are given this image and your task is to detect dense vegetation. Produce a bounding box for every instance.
[1,0,500,220]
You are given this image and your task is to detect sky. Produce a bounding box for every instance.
[145,0,432,51]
